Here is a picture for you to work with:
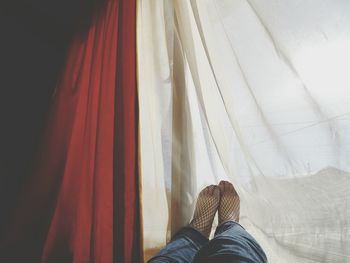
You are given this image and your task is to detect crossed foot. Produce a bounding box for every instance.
[189,181,240,238]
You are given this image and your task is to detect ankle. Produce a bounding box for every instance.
[189,221,211,238]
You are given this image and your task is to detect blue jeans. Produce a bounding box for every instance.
[148,221,267,263]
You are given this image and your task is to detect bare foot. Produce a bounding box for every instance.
[189,185,220,238]
[218,181,240,225]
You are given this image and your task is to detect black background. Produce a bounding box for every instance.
[0,0,102,231]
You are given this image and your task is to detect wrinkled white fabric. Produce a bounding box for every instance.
[137,0,350,262]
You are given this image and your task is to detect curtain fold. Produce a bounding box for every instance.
[114,0,141,262]
[0,0,140,262]
[137,0,350,262]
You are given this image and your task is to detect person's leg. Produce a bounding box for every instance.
[147,226,207,263]
[194,181,267,263]
[194,221,267,263]
[148,185,220,263]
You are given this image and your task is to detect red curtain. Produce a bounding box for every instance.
[0,0,140,262]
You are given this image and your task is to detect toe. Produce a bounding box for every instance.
[204,185,212,195]
[222,181,230,192]
[219,181,225,192]
[227,182,234,192]
[223,181,229,192]
[208,185,216,195]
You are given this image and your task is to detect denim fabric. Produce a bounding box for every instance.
[148,226,208,263]
[194,221,267,263]
[148,222,267,263]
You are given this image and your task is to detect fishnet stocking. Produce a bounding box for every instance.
[218,181,240,225]
[189,185,220,238]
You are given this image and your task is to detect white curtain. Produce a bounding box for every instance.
[137,0,350,262]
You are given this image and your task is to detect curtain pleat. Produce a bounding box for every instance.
[0,0,140,262]
[137,1,350,262]
[114,0,141,262]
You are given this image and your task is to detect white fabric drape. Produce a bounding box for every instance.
[137,0,350,262]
